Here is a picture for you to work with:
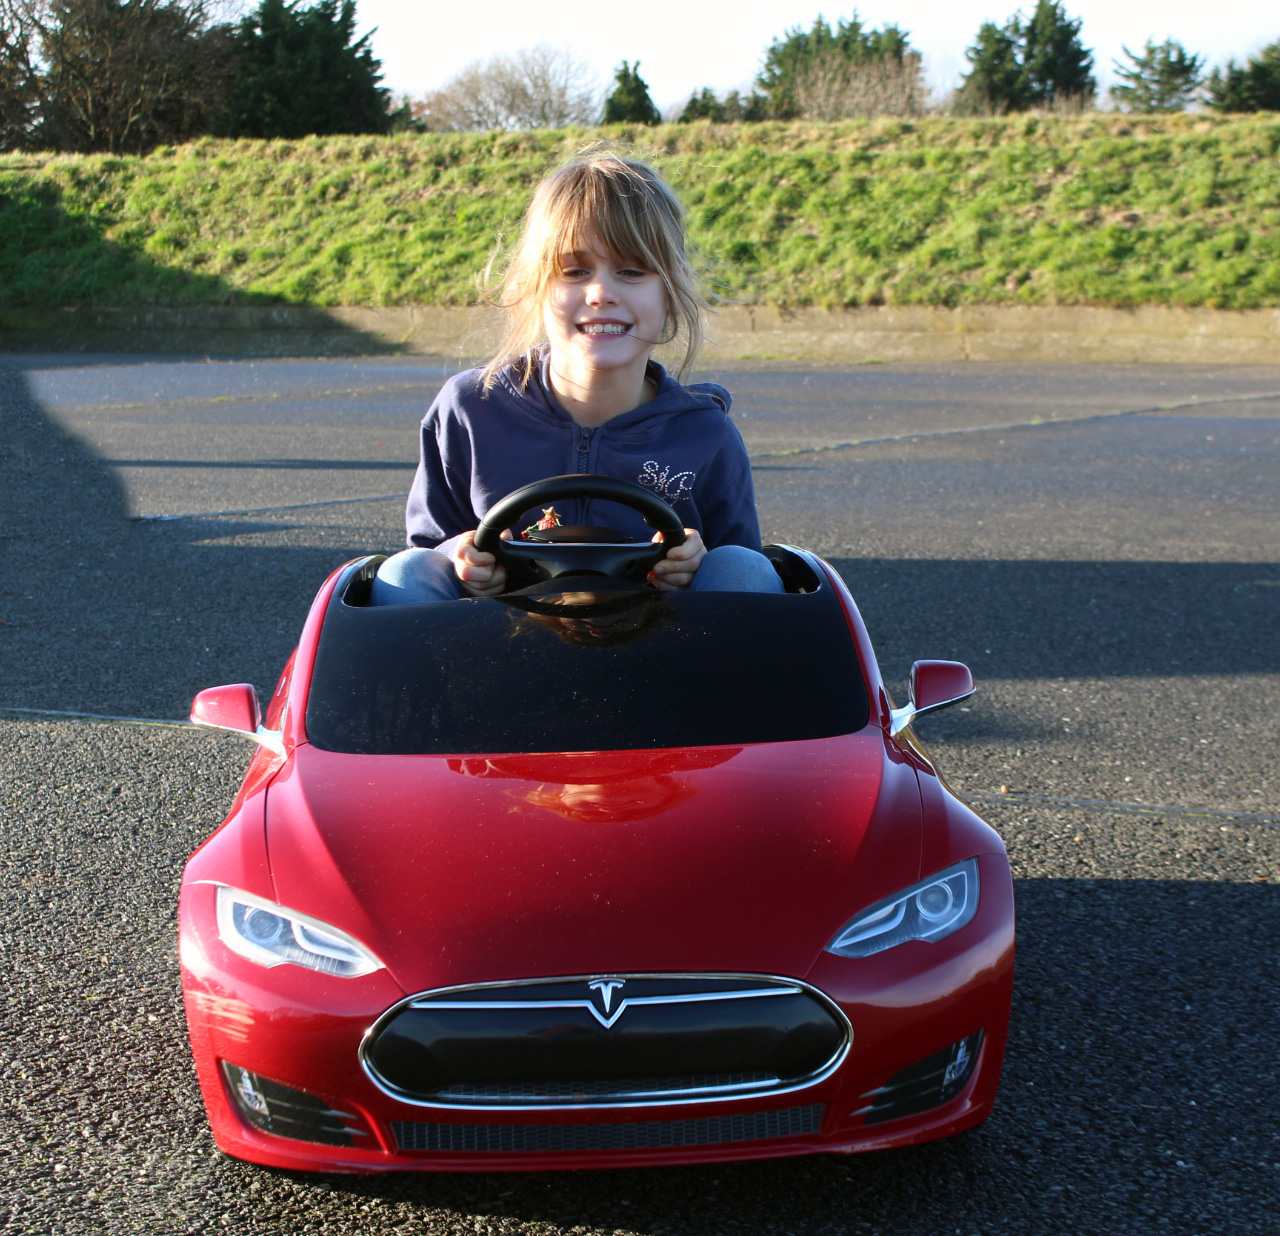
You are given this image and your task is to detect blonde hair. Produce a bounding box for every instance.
[481,149,709,388]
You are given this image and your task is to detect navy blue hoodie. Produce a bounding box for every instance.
[405,351,762,555]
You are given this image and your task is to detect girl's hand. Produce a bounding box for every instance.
[452,529,512,598]
[650,528,706,591]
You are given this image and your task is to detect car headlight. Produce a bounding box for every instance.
[826,859,979,958]
[215,887,383,978]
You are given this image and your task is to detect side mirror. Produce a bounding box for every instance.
[190,684,284,755]
[889,660,975,737]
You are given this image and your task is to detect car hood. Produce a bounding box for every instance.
[264,732,922,992]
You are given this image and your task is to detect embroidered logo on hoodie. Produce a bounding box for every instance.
[638,460,695,504]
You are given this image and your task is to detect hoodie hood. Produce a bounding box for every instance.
[496,349,731,433]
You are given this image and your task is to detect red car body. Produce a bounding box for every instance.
[180,547,1014,1172]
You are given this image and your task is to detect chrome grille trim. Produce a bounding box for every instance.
[436,1072,781,1103]
[359,972,851,1112]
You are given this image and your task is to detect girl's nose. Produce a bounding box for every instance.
[585,273,618,305]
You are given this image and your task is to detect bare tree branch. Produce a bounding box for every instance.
[5,0,233,152]
[422,45,599,132]
[792,52,926,120]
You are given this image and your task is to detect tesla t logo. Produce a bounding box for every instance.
[586,979,627,1028]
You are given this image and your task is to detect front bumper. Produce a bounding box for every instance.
[179,854,1014,1172]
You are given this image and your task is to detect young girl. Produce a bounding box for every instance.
[371,149,781,604]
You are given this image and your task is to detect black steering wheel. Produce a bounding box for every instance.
[473,474,686,588]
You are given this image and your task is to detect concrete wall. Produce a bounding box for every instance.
[2,304,1277,363]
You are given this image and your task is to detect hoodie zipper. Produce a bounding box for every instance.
[576,426,594,473]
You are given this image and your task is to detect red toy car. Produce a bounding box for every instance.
[180,476,1014,1172]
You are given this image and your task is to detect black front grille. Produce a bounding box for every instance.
[855,1031,983,1125]
[364,975,848,1108]
[222,1062,367,1147]
[393,1104,824,1152]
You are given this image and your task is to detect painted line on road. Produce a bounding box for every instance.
[747,390,1280,462]
[131,493,406,521]
[971,790,1280,826]
[55,380,447,416]
[121,391,1280,522]
[0,705,192,729]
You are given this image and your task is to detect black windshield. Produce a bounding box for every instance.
[306,577,869,755]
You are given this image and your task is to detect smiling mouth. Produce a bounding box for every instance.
[577,323,630,336]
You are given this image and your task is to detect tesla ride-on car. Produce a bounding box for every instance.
[180,474,1015,1172]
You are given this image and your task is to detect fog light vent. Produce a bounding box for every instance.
[222,1062,368,1147]
[853,1031,983,1125]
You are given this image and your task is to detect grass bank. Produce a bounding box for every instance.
[1,114,1278,312]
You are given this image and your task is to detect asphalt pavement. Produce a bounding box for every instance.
[1,353,1278,1235]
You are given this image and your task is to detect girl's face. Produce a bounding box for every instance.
[542,238,668,382]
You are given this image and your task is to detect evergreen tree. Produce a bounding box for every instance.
[602,60,659,124]
[756,12,911,119]
[1020,0,1094,105]
[1111,39,1203,112]
[214,0,390,138]
[0,17,39,150]
[957,19,1030,113]
[1206,40,1280,113]
[679,86,726,122]
[957,1,1093,113]
[677,86,765,122]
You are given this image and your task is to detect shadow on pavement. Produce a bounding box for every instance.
[0,362,372,717]
[834,556,1280,681]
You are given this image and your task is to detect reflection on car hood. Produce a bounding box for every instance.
[264,732,921,990]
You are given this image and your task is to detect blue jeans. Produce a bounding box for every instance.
[370,544,784,605]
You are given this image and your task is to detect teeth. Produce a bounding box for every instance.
[579,324,628,335]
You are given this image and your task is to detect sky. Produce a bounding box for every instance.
[350,1,1273,113]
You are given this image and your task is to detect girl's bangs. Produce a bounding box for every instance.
[543,176,668,273]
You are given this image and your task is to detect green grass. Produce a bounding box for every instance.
[1,114,1279,311]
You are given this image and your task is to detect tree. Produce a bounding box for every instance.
[679,86,724,122]
[214,0,390,138]
[423,45,598,131]
[957,1,1094,113]
[0,5,40,149]
[5,0,232,152]
[756,12,912,119]
[1206,40,1280,113]
[1111,38,1203,112]
[676,86,765,123]
[790,49,924,119]
[1020,0,1094,106]
[957,20,1030,113]
[602,60,658,125]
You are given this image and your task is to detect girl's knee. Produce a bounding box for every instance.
[370,548,462,605]
[691,545,784,594]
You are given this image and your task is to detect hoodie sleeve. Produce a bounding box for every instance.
[696,417,763,552]
[404,381,478,553]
